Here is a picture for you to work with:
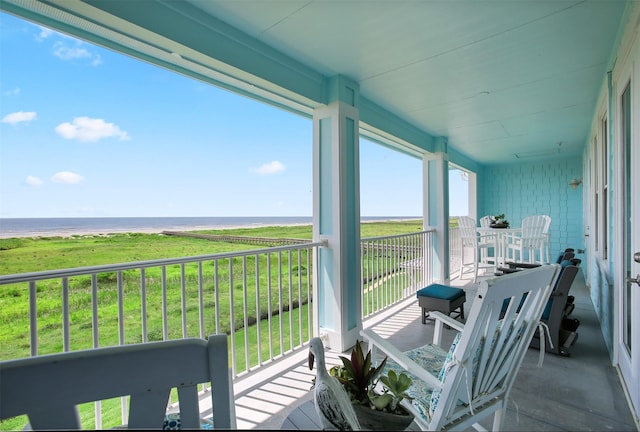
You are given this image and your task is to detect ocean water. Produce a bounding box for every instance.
[0,216,417,238]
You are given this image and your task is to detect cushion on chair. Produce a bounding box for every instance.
[417,284,465,301]
[428,332,463,418]
[162,413,214,430]
[427,319,526,420]
[383,342,451,422]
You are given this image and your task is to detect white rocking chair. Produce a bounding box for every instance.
[361,264,560,431]
[0,335,236,430]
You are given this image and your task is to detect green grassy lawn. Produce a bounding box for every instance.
[0,221,426,430]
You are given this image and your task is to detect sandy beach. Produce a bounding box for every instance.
[0,217,419,239]
[0,223,312,239]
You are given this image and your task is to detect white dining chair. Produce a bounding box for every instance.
[478,215,497,264]
[542,215,552,263]
[507,215,551,264]
[458,216,494,283]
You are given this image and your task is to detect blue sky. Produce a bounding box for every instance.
[0,12,468,218]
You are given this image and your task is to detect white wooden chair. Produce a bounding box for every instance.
[361,264,560,431]
[0,335,236,430]
[507,215,551,264]
[478,216,498,265]
[458,216,495,283]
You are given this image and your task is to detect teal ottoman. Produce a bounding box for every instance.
[416,284,466,324]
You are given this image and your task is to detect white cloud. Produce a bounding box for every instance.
[52,41,91,61]
[55,117,130,142]
[51,171,84,184]
[3,87,21,97]
[91,54,103,67]
[1,111,37,125]
[25,176,43,186]
[251,161,286,175]
[52,40,102,66]
[35,26,54,42]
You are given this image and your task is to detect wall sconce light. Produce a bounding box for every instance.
[569,178,583,189]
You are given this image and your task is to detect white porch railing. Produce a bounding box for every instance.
[0,231,439,429]
[449,226,462,279]
[360,229,436,318]
[0,242,323,378]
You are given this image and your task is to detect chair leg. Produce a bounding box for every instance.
[473,247,478,283]
[492,406,505,432]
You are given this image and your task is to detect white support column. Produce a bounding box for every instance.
[468,171,478,219]
[312,78,362,352]
[423,147,450,283]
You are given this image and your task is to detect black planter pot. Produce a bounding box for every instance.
[490,222,509,228]
[352,403,414,431]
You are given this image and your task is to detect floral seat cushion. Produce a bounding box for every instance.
[162,413,214,430]
[111,413,214,430]
[383,340,453,422]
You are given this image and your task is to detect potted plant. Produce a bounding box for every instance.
[490,213,510,228]
[328,340,414,430]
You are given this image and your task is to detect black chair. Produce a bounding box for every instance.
[530,258,580,356]
[498,249,581,356]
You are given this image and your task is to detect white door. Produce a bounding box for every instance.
[616,53,640,421]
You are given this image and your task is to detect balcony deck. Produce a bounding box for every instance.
[230,269,637,431]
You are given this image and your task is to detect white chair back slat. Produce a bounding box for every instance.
[175,386,201,429]
[431,265,560,429]
[479,215,492,228]
[128,391,172,429]
[458,216,479,247]
[512,215,552,263]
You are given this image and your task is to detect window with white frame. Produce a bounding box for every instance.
[593,112,609,259]
[600,114,609,260]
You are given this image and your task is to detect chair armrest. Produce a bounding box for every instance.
[428,311,464,345]
[505,262,541,269]
[360,329,442,390]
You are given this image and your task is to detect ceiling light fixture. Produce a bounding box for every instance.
[514,148,561,159]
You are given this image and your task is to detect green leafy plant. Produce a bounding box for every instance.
[329,340,386,402]
[376,370,413,412]
[490,213,509,227]
[328,340,411,416]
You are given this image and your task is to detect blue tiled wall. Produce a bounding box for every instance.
[477,157,584,260]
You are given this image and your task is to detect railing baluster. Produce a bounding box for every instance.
[229,258,236,377]
[214,260,220,335]
[198,262,204,340]
[140,269,147,342]
[92,274,99,347]
[267,253,273,360]
[120,266,128,432]
[29,281,37,356]
[307,249,313,340]
[288,250,294,353]
[278,251,284,356]
[62,278,70,352]
[255,255,262,366]
[297,250,303,347]
[180,264,186,338]
[117,271,125,367]
[242,256,249,372]
[161,266,168,340]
